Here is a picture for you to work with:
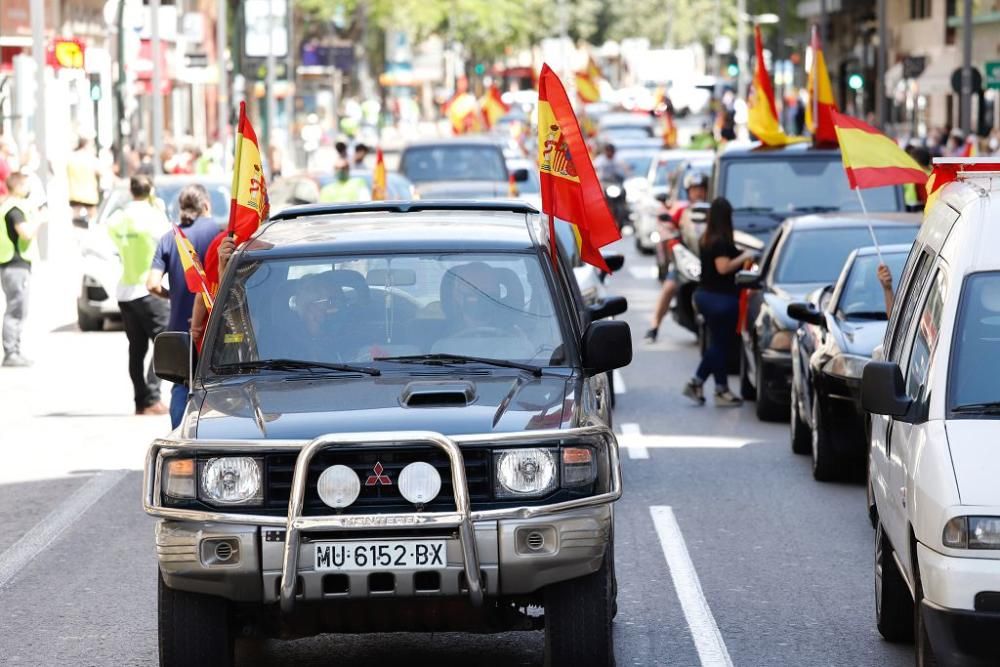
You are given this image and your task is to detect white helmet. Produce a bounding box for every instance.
[683,171,708,190]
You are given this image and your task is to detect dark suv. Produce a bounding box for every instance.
[145,202,631,667]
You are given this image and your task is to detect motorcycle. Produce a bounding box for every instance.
[602,180,630,231]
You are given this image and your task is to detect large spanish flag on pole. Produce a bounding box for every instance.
[747,26,805,147]
[172,224,214,310]
[537,64,620,272]
[806,25,838,146]
[831,111,928,189]
[228,101,269,242]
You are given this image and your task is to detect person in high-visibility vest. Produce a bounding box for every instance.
[107,175,171,414]
[318,158,371,203]
[0,172,41,367]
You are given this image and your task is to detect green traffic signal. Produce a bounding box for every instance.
[474,63,486,75]
[727,63,739,77]
[848,73,864,90]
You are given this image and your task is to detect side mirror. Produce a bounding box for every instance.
[153,331,192,385]
[512,168,530,183]
[602,253,625,273]
[589,295,628,320]
[787,302,825,327]
[582,320,632,375]
[861,361,912,418]
[735,270,762,288]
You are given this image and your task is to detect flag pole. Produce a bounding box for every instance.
[854,188,884,265]
[548,214,559,272]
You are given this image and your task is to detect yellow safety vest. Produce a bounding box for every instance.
[0,198,38,265]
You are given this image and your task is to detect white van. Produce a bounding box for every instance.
[864,158,1000,666]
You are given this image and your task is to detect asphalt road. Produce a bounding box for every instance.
[0,239,915,666]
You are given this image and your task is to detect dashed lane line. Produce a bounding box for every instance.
[0,469,129,589]
[619,422,649,459]
[650,506,734,667]
[612,369,627,395]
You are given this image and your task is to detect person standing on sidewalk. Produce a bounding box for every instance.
[0,172,40,367]
[147,185,221,427]
[107,175,171,415]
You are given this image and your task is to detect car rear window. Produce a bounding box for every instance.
[400,146,507,183]
[774,226,918,284]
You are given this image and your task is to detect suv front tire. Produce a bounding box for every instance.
[544,547,615,667]
[158,571,234,667]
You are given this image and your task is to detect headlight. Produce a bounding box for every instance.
[650,231,661,243]
[494,448,558,498]
[943,516,1000,549]
[398,461,442,505]
[605,185,622,198]
[768,330,793,351]
[163,458,195,499]
[199,457,263,505]
[823,353,869,380]
[317,464,361,509]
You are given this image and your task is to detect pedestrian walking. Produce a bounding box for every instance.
[107,175,171,415]
[0,172,40,367]
[66,137,101,219]
[318,158,371,202]
[683,197,756,406]
[147,185,221,427]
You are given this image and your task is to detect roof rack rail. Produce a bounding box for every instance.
[269,200,539,222]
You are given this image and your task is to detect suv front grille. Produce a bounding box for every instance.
[265,447,493,515]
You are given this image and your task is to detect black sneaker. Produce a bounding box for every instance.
[714,388,743,407]
[644,327,658,343]
[682,379,705,405]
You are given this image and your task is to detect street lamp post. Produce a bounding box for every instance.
[29,0,47,190]
[960,0,973,134]
[151,0,163,175]
[217,0,228,146]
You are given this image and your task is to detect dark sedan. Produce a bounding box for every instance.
[787,245,911,481]
[737,213,920,421]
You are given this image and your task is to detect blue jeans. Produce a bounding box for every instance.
[170,383,188,429]
[694,289,739,389]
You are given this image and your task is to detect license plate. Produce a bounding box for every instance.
[313,540,446,571]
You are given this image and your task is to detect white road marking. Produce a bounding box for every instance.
[627,264,659,281]
[612,369,627,395]
[650,506,734,667]
[619,422,649,459]
[0,469,128,589]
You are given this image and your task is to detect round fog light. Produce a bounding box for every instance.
[317,465,361,509]
[398,462,441,505]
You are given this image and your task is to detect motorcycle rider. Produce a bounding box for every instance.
[644,171,709,343]
[593,142,630,230]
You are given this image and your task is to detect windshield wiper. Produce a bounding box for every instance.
[732,206,774,213]
[213,358,381,376]
[790,205,840,213]
[951,401,1000,414]
[373,353,545,377]
[842,310,888,321]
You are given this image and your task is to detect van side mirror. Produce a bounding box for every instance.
[787,302,825,327]
[861,361,912,418]
[602,253,625,273]
[582,320,632,375]
[154,332,192,385]
[735,270,762,288]
[512,168,530,183]
[589,295,628,321]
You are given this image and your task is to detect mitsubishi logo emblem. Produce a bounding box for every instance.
[365,462,392,486]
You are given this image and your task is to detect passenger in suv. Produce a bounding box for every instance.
[864,158,1000,666]
[145,202,631,667]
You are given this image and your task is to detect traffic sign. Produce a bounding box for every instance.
[986,61,1000,90]
[951,66,983,94]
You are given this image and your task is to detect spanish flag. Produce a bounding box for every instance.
[480,84,510,129]
[831,111,928,189]
[172,224,214,309]
[445,92,483,135]
[371,148,388,201]
[228,102,269,242]
[924,160,993,214]
[747,26,805,147]
[575,56,603,104]
[537,64,620,272]
[806,25,838,147]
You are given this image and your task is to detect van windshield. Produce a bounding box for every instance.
[949,273,1000,412]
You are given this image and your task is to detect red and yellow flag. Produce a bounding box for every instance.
[575,56,603,104]
[831,111,928,189]
[480,84,510,129]
[960,138,976,158]
[924,160,994,214]
[172,224,214,309]
[537,64,620,272]
[228,101,269,243]
[445,92,483,135]
[748,26,805,147]
[806,25,838,146]
[371,148,387,201]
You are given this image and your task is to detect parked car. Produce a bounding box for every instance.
[398,138,516,198]
[864,159,1000,666]
[144,201,630,666]
[76,176,230,331]
[786,244,911,480]
[737,213,920,421]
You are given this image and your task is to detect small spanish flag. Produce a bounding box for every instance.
[806,25,838,147]
[371,148,387,201]
[480,84,510,129]
[831,111,928,189]
[228,102,269,243]
[575,56,602,104]
[172,224,214,310]
[748,26,805,147]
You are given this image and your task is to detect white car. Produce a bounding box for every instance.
[864,157,1000,665]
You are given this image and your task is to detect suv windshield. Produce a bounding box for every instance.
[950,272,1000,412]
[723,157,900,213]
[400,146,507,183]
[209,252,567,373]
[836,251,908,320]
[774,226,917,284]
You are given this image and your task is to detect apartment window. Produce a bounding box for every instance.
[911,0,931,18]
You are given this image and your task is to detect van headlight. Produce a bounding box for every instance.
[199,457,263,505]
[943,516,1000,549]
[494,448,558,498]
[824,353,869,380]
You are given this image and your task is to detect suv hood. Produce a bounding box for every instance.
[193,373,574,440]
[945,421,1000,506]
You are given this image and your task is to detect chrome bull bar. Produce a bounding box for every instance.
[143,426,622,613]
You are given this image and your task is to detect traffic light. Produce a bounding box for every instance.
[727,63,739,77]
[474,63,486,76]
[848,73,864,91]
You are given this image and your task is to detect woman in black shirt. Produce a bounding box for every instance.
[684,197,756,406]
